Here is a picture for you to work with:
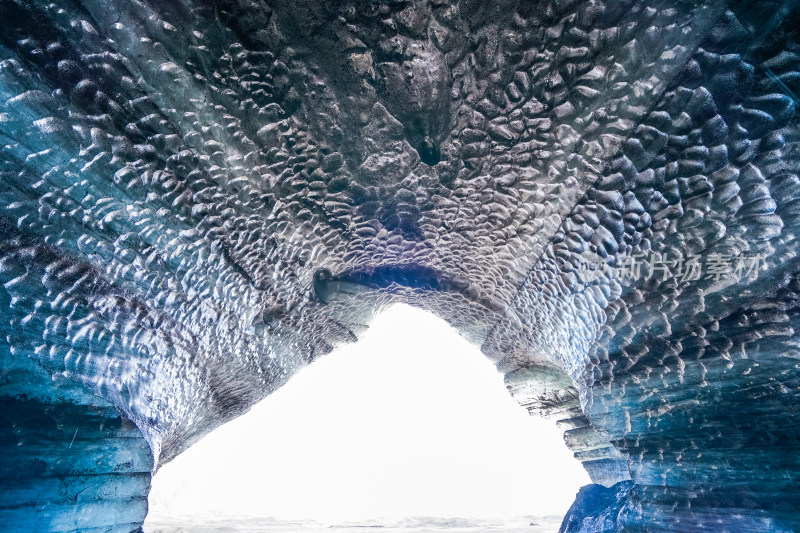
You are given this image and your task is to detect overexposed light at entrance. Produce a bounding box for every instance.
[146,304,589,524]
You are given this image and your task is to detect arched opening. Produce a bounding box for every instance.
[144,304,590,531]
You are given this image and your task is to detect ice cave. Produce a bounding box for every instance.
[0,0,799,531]
[144,304,590,529]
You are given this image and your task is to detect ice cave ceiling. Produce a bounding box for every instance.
[0,0,799,531]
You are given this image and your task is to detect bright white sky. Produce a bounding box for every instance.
[146,304,589,524]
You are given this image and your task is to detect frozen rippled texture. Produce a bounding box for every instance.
[0,0,799,531]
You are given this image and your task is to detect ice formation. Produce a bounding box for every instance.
[0,0,798,531]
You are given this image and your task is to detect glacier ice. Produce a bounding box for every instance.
[0,0,799,531]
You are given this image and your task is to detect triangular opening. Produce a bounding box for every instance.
[145,304,590,530]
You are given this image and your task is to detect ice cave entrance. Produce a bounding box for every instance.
[145,304,590,529]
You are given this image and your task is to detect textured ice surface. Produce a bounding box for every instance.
[1,0,799,531]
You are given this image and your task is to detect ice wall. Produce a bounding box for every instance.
[0,0,798,531]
